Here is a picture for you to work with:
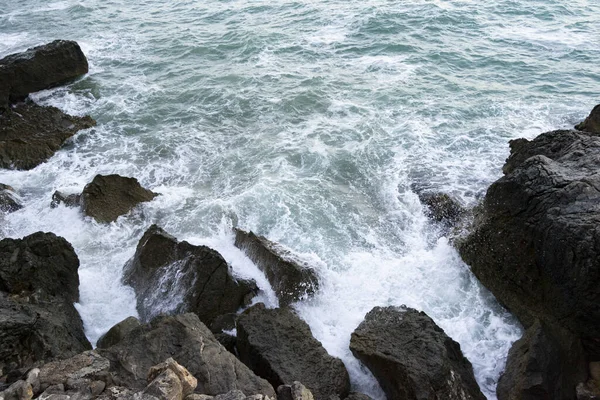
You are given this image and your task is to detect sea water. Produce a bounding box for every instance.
[1,0,599,398]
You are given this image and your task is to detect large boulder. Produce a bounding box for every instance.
[233,229,318,306]
[349,306,485,400]
[0,232,80,302]
[81,174,158,223]
[236,304,350,400]
[96,316,141,349]
[497,320,587,400]
[123,225,257,325]
[0,40,88,110]
[457,128,600,339]
[0,184,22,213]
[0,102,95,170]
[98,313,276,397]
[575,104,600,133]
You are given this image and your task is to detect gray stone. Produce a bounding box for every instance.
[140,369,182,400]
[0,184,22,213]
[575,104,600,133]
[96,316,141,349]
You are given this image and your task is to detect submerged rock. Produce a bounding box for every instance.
[81,174,157,223]
[0,183,22,213]
[575,104,600,133]
[0,40,89,110]
[51,191,81,208]
[123,225,257,325]
[233,229,318,306]
[236,304,351,400]
[98,313,276,397]
[417,191,465,226]
[497,320,587,400]
[0,102,95,170]
[349,306,485,400]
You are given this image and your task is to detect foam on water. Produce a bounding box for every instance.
[1,0,599,398]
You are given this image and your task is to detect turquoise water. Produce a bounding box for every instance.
[1,0,599,398]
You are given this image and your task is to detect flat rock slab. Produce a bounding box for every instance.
[81,174,157,223]
[233,229,318,306]
[0,40,88,109]
[0,102,95,170]
[350,306,485,400]
[236,304,350,400]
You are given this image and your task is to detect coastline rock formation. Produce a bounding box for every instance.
[81,174,158,223]
[236,304,351,400]
[349,306,485,400]
[575,104,600,133]
[234,229,319,306]
[417,191,465,227]
[0,184,22,213]
[123,225,257,325]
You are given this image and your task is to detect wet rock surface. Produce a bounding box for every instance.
[236,304,350,400]
[51,191,81,209]
[575,104,600,133]
[81,174,157,223]
[233,229,318,306]
[417,191,465,226]
[0,184,22,213]
[123,225,257,325]
[349,306,485,400]
[0,102,95,170]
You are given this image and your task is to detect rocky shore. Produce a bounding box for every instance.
[1,40,599,400]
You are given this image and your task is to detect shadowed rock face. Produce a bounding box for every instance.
[350,306,485,400]
[236,304,351,400]
[0,102,95,170]
[123,225,257,325]
[81,174,157,223]
[0,40,88,110]
[575,104,600,133]
[233,229,319,306]
[457,129,600,339]
[0,184,22,213]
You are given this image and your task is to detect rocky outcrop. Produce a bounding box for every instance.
[457,128,600,339]
[0,184,22,213]
[96,316,141,349]
[277,382,314,400]
[0,40,89,110]
[497,320,587,400]
[233,229,318,306]
[123,225,257,325]
[81,174,158,223]
[0,232,91,375]
[98,313,276,397]
[51,191,81,208]
[575,104,600,133]
[349,306,485,400]
[236,304,350,400]
[418,192,465,226]
[0,102,95,170]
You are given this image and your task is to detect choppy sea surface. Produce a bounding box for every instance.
[1,0,599,398]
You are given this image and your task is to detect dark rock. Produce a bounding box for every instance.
[497,320,587,400]
[0,102,95,170]
[51,191,81,208]
[418,192,465,226]
[344,393,373,400]
[214,333,237,355]
[0,184,22,213]
[457,128,600,337]
[209,313,237,334]
[349,306,485,400]
[236,304,350,400]
[277,382,314,400]
[233,229,318,306]
[0,232,80,302]
[0,40,88,110]
[575,104,600,133]
[96,316,141,349]
[98,313,275,397]
[123,225,257,325]
[81,174,157,223]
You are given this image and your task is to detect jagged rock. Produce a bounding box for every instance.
[417,192,465,226]
[214,333,237,355]
[214,390,245,400]
[96,316,141,349]
[0,379,33,400]
[0,232,80,302]
[575,104,600,133]
[81,175,157,223]
[236,304,350,400]
[95,386,134,400]
[276,382,314,400]
[123,225,257,325]
[37,350,110,390]
[233,229,318,306]
[0,184,22,213]
[0,40,88,110]
[98,313,275,397]
[497,320,587,400]
[148,358,197,398]
[350,306,485,400]
[51,191,81,208]
[457,128,600,337]
[140,368,183,400]
[0,102,95,170]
